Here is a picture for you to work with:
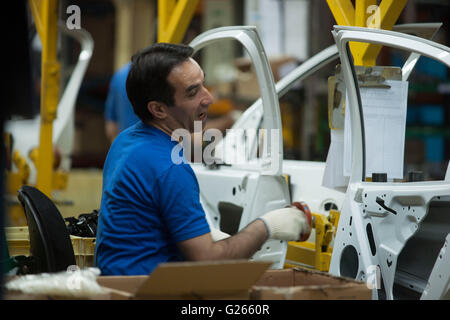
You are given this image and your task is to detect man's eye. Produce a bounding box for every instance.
[187,90,197,97]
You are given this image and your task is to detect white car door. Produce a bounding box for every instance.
[330,26,450,300]
[189,27,288,269]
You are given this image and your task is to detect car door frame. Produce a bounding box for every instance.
[330,25,450,300]
[189,26,283,176]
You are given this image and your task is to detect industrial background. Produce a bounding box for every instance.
[2,0,450,302]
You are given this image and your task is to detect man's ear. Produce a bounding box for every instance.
[147,101,168,120]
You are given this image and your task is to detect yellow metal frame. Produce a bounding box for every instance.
[327,0,408,66]
[28,0,60,197]
[6,151,30,195]
[158,0,199,43]
[285,210,340,272]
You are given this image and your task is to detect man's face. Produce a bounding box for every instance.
[165,58,213,133]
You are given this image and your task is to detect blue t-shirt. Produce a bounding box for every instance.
[95,121,210,275]
[104,62,139,132]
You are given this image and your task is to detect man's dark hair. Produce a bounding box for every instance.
[126,43,194,122]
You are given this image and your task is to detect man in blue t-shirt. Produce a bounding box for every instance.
[104,62,140,144]
[95,43,311,275]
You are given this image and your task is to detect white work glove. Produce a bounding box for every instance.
[258,206,311,241]
[210,227,231,242]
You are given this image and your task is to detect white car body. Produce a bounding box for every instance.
[188,23,443,272]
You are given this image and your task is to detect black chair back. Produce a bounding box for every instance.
[18,186,76,273]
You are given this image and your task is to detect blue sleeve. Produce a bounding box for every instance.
[156,164,210,242]
[104,75,118,122]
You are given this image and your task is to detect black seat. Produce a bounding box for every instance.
[17,185,76,273]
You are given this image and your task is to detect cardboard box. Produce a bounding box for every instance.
[97,260,272,300]
[97,261,371,300]
[4,261,371,300]
[250,267,372,300]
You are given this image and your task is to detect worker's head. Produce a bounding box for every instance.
[126,43,213,133]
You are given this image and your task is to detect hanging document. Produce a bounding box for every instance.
[344,80,409,179]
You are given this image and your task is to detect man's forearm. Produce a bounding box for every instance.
[213,219,268,259]
[178,206,310,262]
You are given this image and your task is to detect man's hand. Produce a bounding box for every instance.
[258,206,311,241]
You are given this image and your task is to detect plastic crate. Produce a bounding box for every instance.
[5,227,96,269]
[5,226,30,256]
[70,235,96,269]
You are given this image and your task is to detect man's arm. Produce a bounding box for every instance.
[177,219,268,261]
[177,206,311,261]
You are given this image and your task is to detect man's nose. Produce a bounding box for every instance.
[201,86,214,106]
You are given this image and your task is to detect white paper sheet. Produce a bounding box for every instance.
[344,80,409,179]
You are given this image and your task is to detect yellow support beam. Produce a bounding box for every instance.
[29,0,60,197]
[158,0,199,43]
[355,0,377,27]
[326,0,355,26]
[158,0,176,41]
[327,0,408,66]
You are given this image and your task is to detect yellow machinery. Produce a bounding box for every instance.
[7,0,64,198]
[286,210,340,271]
[158,0,199,43]
[285,0,409,272]
[28,0,61,198]
[5,0,68,226]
